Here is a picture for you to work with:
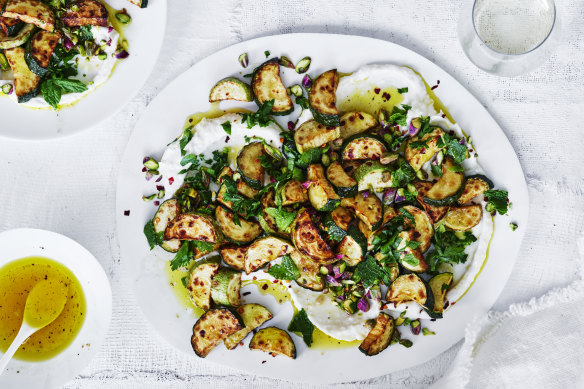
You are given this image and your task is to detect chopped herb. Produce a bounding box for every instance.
[288,308,314,347]
[221,121,232,135]
[240,100,275,128]
[354,255,390,288]
[390,105,410,127]
[265,207,296,231]
[391,160,416,188]
[181,275,189,288]
[264,50,270,58]
[427,225,477,272]
[76,25,94,42]
[143,220,163,249]
[268,255,299,280]
[416,116,433,138]
[399,339,413,348]
[295,96,309,109]
[401,253,420,267]
[431,163,443,177]
[399,208,415,224]
[170,241,194,270]
[221,176,262,224]
[397,87,408,94]
[484,189,509,215]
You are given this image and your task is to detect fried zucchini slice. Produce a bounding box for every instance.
[187,257,221,311]
[428,272,453,314]
[258,189,290,237]
[353,160,392,192]
[209,77,253,102]
[164,213,222,243]
[219,245,247,271]
[359,312,394,356]
[0,20,33,50]
[306,164,340,212]
[405,127,444,171]
[61,0,108,27]
[341,160,362,176]
[457,174,493,204]
[4,46,39,103]
[290,250,324,291]
[291,208,334,264]
[342,134,388,161]
[309,69,340,127]
[191,308,243,357]
[396,230,428,273]
[26,30,60,77]
[401,205,434,252]
[423,158,465,206]
[215,206,262,244]
[2,0,54,31]
[326,161,358,198]
[341,192,383,230]
[337,224,367,266]
[414,181,449,223]
[443,204,483,231]
[244,236,294,274]
[294,119,340,154]
[153,199,181,253]
[237,142,266,190]
[210,268,241,307]
[386,273,429,307]
[339,111,377,139]
[224,304,273,350]
[249,327,296,359]
[251,58,293,115]
[278,179,308,206]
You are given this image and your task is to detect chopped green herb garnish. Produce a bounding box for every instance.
[288,308,314,347]
[397,87,408,94]
[264,50,270,58]
[143,220,163,250]
[354,255,390,288]
[265,207,297,231]
[484,189,509,215]
[240,100,275,128]
[268,255,299,280]
[221,121,231,135]
[427,225,477,272]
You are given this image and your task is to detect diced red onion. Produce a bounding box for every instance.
[301,180,313,189]
[108,26,114,33]
[168,177,174,185]
[64,37,72,50]
[408,121,419,136]
[116,50,129,59]
[143,157,149,163]
[366,291,371,298]
[395,194,406,203]
[141,167,147,172]
[288,121,295,131]
[155,175,163,183]
[357,297,370,312]
[338,272,352,280]
[362,191,370,198]
[326,276,341,286]
[383,188,397,205]
[106,38,112,46]
[333,267,341,278]
[302,74,312,89]
[420,148,426,154]
[269,177,276,183]
[337,295,346,301]
[459,138,466,145]
[335,254,343,260]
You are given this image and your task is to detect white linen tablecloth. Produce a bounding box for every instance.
[1,1,583,387]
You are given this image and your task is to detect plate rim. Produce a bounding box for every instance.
[115,32,530,383]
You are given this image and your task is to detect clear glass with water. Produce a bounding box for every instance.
[458,0,560,76]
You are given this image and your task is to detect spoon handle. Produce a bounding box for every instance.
[0,323,36,375]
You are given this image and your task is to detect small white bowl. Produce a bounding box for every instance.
[0,229,112,389]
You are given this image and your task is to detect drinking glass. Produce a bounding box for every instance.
[458,0,560,77]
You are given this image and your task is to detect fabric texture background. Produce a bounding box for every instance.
[0,0,583,387]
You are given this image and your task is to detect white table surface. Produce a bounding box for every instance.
[1,1,582,387]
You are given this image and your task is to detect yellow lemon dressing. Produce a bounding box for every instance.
[0,257,86,361]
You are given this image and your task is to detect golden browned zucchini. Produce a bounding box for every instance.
[244,236,294,274]
[219,245,247,271]
[340,192,383,230]
[386,273,428,306]
[423,158,465,206]
[339,111,377,139]
[26,30,60,76]
[191,308,243,357]
[237,142,266,190]
[396,230,428,273]
[278,179,308,206]
[401,205,434,252]
[428,272,453,314]
[306,164,340,212]
[224,304,273,350]
[215,206,262,244]
[405,127,444,171]
[0,16,23,35]
[187,257,221,311]
[359,312,394,356]
[164,213,222,243]
[251,58,293,115]
[2,0,54,31]
[249,327,296,359]
[4,46,39,103]
[291,208,334,264]
[210,268,241,307]
[294,119,340,153]
[289,250,324,291]
[309,69,340,127]
[457,175,493,204]
[61,0,108,27]
[442,204,483,231]
[126,0,147,8]
[414,181,449,223]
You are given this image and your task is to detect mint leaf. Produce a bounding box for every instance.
[296,148,322,168]
[265,207,296,231]
[268,255,299,280]
[295,96,309,109]
[240,99,275,128]
[53,78,88,94]
[390,105,410,126]
[143,219,163,250]
[355,255,389,288]
[221,121,231,135]
[391,160,416,188]
[484,189,509,215]
[170,241,194,270]
[427,227,477,272]
[397,87,408,94]
[399,208,415,224]
[41,79,61,109]
[401,253,420,267]
[288,308,314,347]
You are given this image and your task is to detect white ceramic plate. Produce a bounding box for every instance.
[0,228,112,389]
[116,34,529,383]
[0,0,167,140]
